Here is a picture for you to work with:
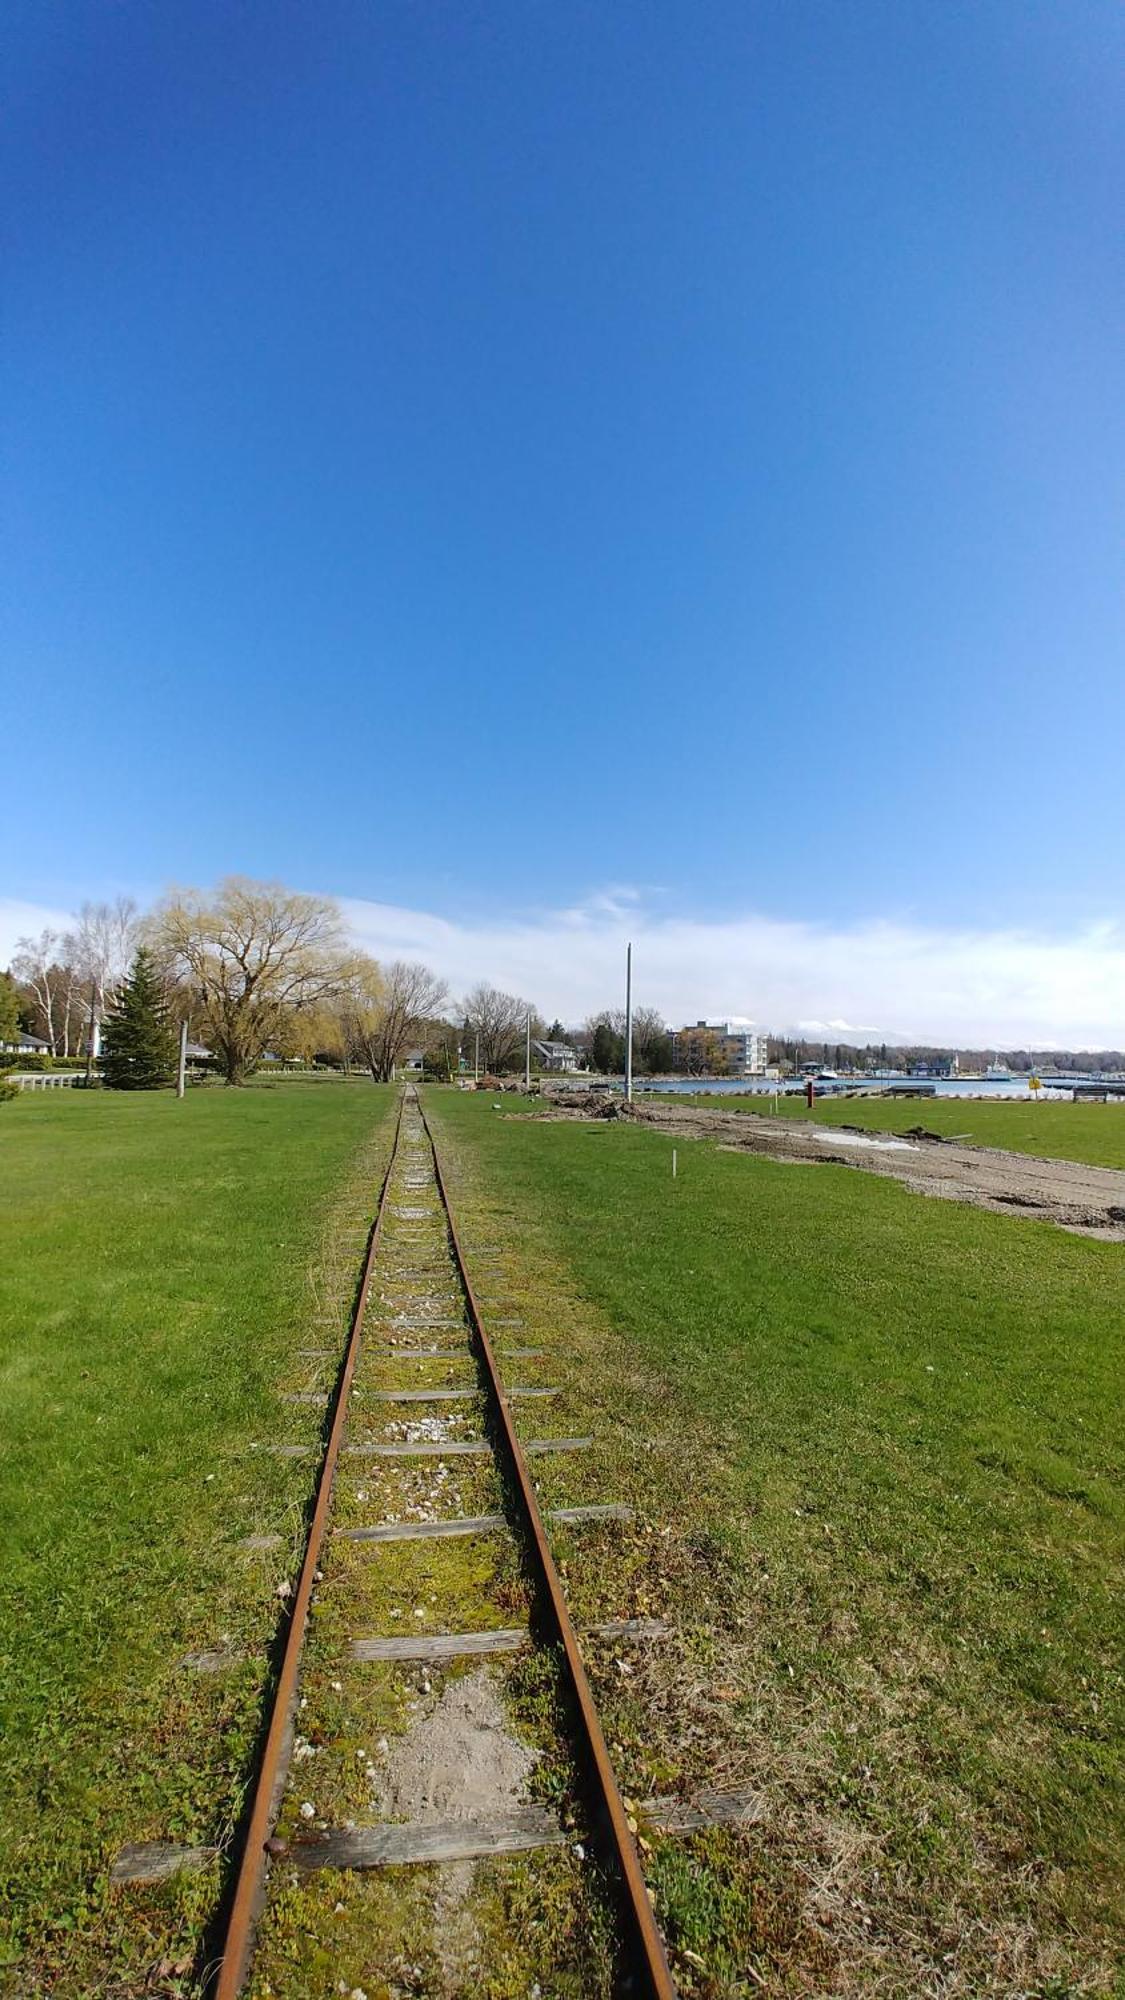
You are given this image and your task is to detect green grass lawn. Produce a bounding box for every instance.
[428,1090,1125,1996]
[0,1081,394,1995]
[663,1089,1125,1169]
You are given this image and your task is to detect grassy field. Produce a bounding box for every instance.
[0,1081,395,1995]
[662,1090,1125,1169]
[4,1079,1122,1996]
[428,1090,1125,1997]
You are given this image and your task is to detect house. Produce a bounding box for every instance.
[0,1030,49,1056]
[532,1039,580,1072]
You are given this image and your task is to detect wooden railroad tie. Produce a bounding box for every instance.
[350,1615,667,1661]
[363,1384,557,1403]
[338,1502,632,1543]
[292,1785,764,1870]
[342,1436,592,1458]
[111,1774,763,1887]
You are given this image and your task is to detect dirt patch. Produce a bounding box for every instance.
[535,1100,1125,1239]
[381,1668,537,1823]
[378,1668,542,1994]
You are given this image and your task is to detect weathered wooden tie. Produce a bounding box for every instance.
[350,1614,667,1662]
[344,1435,591,1458]
[338,1502,632,1543]
[111,1841,218,1885]
[377,1316,465,1328]
[367,1384,556,1403]
[378,1344,465,1359]
[371,1386,478,1402]
[288,1786,764,1872]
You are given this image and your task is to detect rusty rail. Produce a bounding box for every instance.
[416,1092,678,2000]
[212,1085,676,1999]
[212,1091,405,2000]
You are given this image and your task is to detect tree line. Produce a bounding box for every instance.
[771,1037,1125,1074]
[10,883,1116,1091]
[1,880,540,1090]
[3,879,685,1091]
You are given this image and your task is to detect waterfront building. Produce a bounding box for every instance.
[674,1019,769,1076]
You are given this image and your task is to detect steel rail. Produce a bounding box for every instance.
[213,1091,406,2000]
[416,1092,678,2000]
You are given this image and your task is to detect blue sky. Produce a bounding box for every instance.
[3,3,1123,1033]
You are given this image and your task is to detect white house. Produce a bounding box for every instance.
[532,1039,581,1072]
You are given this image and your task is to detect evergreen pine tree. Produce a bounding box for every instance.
[101,948,177,1090]
[0,971,20,1047]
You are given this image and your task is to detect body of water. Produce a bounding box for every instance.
[630,1076,1084,1101]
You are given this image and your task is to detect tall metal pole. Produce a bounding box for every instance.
[624,941,633,1102]
[176,1018,188,1099]
[524,1011,532,1093]
[474,1029,480,1082]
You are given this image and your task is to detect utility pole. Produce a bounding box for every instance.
[176,1018,188,1099]
[524,1010,532,1093]
[625,941,633,1102]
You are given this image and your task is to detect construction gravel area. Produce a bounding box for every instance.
[548,1098,1125,1240]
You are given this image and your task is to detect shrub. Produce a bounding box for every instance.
[0,1054,92,1072]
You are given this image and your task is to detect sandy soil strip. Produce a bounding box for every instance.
[543,1098,1125,1240]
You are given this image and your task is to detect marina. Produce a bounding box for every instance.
[630,1074,1121,1102]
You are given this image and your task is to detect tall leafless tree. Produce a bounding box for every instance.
[631,1005,673,1075]
[342,958,448,1082]
[65,898,139,1056]
[11,931,60,1054]
[462,983,539,1073]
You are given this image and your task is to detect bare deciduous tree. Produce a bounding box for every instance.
[631,1005,673,1075]
[65,898,139,1056]
[462,983,539,1074]
[154,878,357,1084]
[11,939,90,1057]
[11,931,60,1054]
[342,958,447,1082]
[53,946,86,1058]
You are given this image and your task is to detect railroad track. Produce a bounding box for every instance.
[113,1086,760,1994]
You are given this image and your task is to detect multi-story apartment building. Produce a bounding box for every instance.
[673,1019,769,1076]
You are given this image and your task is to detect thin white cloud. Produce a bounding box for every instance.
[0,898,81,959]
[338,893,1125,1047]
[4,890,1123,1046]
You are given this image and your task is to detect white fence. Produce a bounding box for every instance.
[8,1071,82,1090]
